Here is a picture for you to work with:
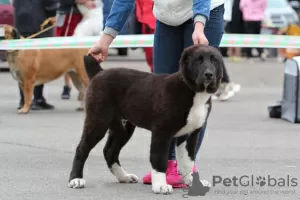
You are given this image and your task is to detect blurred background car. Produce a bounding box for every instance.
[0,0,13,62]
[261,0,299,33]
[221,0,299,57]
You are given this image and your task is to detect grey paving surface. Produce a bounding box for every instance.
[0,49,300,200]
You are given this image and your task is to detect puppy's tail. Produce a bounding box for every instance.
[83,55,103,80]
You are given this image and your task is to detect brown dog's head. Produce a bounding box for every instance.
[0,24,22,40]
[179,44,223,94]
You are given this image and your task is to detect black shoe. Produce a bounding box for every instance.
[31,98,54,110]
[61,85,71,100]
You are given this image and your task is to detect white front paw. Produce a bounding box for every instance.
[183,172,193,186]
[152,184,173,194]
[119,174,139,183]
[68,178,86,188]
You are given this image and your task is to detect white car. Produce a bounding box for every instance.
[262,0,299,29]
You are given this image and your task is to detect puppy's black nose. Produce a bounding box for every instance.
[204,71,213,80]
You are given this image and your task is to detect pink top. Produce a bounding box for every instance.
[240,0,267,21]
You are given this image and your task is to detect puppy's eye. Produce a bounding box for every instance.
[197,56,203,63]
[210,56,218,63]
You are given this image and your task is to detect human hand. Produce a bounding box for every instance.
[88,33,114,62]
[49,17,56,25]
[192,22,209,45]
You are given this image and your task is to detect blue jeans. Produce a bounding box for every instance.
[153,5,225,160]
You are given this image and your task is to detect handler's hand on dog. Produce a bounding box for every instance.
[192,22,209,45]
[89,33,114,62]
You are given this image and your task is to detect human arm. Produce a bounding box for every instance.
[193,0,211,26]
[192,0,211,45]
[103,0,136,38]
[88,0,135,61]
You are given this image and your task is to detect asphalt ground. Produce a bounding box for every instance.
[0,49,299,200]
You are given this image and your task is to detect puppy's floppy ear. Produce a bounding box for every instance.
[179,46,197,88]
[179,46,193,70]
[217,54,225,83]
[12,28,21,39]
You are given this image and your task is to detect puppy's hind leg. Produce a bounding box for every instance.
[103,118,138,183]
[68,103,113,189]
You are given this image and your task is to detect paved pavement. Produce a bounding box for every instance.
[0,49,300,200]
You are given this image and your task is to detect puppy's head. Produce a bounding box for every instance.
[179,44,223,94]
[0,24,22,40]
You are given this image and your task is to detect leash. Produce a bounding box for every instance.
[25,17,56,39]
[64,6,74,37]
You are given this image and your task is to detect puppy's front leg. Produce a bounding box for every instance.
[176,129,200,187]
[18,80,34,114]
[150,133,173,194]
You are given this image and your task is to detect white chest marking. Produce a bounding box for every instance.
[175,92,210,137]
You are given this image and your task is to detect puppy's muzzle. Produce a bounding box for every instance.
[204,71,213,81]
[202,70,215,84]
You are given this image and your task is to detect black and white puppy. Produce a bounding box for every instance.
[68,44,223,194]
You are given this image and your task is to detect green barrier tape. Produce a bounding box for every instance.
[0,34,299,50]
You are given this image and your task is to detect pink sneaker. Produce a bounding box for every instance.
[142,160,197,188]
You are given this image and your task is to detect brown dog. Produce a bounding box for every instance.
[68,45,223,194]
[0,24,89,114]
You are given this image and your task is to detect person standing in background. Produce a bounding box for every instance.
[226,0,244,61]
[12,0,57,111]
[135,0,156,72]
[240,0,267,61]
[55,0,95,100]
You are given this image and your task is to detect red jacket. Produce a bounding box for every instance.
[135,0,156,30]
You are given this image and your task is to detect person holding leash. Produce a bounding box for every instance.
[88,0,227,188]
[12,0,58,111]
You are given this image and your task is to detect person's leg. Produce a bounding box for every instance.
[243,21,254,59]
[143,20,185,187]
[141,24,154,72]
[60,13,83,100]
[33,84,44,100]
[181,5,225,161]
[154,21,183,161]
[207,5,241,101]
[61,74,72,100]
[255,21,264,59]
[18,84,24,109]
[153,21,183,74]
[31,84,54,110]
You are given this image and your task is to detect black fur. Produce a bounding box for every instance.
[83,54,102,80]
[69,44,223,186]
